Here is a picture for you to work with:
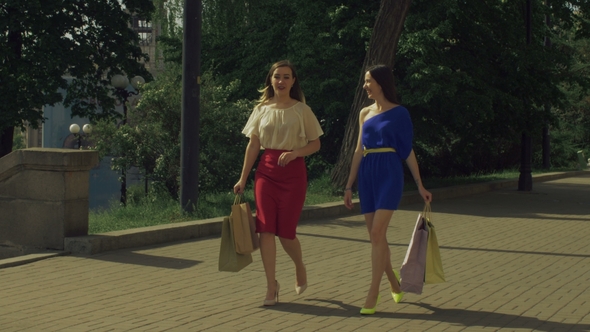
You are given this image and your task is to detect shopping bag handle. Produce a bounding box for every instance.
[234,194,244,205]
[422,202,432,220]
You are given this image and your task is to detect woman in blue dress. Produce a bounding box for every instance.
[343,65,432,315]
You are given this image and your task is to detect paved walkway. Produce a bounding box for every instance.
[1,174,589,332]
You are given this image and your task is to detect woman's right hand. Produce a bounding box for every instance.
[234,180,246,195]
[343,189,354,210]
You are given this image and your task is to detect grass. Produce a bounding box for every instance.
[89,190,250,234]
[88,167,576,234]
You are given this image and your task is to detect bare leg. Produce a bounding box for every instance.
[364,214,401,294]
[363,209,394,309]
[279,236,307,287]
[260,232,278,301]
[386,246,402,293]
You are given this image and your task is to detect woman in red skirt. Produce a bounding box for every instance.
[234,60,323,306]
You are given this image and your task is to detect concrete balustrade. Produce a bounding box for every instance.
[0,148,98,250]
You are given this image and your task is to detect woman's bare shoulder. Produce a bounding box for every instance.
[359,104,376,121]
[362,103,378,112]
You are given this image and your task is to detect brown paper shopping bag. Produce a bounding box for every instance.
[231,194,260,255]
[218,216,253,272]
[400,204,430,294]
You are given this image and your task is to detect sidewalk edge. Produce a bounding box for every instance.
[63,170,588,256]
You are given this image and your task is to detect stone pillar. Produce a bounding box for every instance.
[0,148,99,250]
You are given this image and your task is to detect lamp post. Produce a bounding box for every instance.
[69,123,92,149]
[111,74,144,206]
[180,0,202,213]
[518,0,533,191]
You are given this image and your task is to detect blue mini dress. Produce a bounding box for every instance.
[358,105,413,214]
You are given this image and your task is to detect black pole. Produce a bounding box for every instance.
[121,101,127,206]
[180,0,202,213]
[542,0,551,169]
[525,0,531,45]
[519,0,533,191]
[542,111,551,169]
[518,133,533,191]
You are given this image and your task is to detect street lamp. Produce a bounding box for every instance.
[69,123,92,149]
[111,74,145,125]
[110,74,144,206]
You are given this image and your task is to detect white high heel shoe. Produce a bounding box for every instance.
[263,281,280,306]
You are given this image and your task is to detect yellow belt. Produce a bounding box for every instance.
[363,147,397,157]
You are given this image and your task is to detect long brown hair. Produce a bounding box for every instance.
[257,60,306,105]
[367,64,399,104]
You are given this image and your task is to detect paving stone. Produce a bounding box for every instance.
[0,173,589,331]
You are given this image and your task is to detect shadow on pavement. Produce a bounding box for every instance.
[91,251,202,269]
[424,181,590,219]
[263,299,589,331]
[409,303,590,332]
[297,232,590,259]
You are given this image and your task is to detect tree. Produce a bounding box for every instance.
[199,0,381,177]
[392,0,590,177]
[151,1,382,179]
[92,65,183,200]
[0,0,154,158]
[330,0,413,189]
[91,64,255,200]
[331,0,590,185]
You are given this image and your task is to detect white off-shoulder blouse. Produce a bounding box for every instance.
[242,102,324,150]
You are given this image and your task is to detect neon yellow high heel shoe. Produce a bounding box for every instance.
[360,294,381,315]
[391,269,405,303]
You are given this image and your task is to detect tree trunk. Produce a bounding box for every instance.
[0,127,15,159]
[330,0,413,190]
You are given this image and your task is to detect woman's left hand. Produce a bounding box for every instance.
[343,189,354,210]
[419,186,432,203]
[278,151,298,167]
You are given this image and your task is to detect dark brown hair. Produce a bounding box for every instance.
[367,64,399,104]
[258,60,306,105]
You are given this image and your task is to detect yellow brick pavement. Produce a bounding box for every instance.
[1,175,589,332]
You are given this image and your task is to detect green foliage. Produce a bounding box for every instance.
[198,77,256,193]
[148,0,379,184]
[151,0,183,66]
[89,182,256,233]
[395,0,590,177]
[12,129,25,150]
[542,91,590,168]
[92,65,182,199]
[152,0,183,39]
[545,27,590,167]
[89,168,568,233]
[150,0,590,181]
[0,0,154,157]
[89,184,186,234]
[189,1,379,174]
[90,173,340,233]
[91,63,255,199]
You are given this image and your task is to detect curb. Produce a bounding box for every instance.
[2,171,586,268]
[60,170,589,256]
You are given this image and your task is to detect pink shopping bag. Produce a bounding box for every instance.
[399,204,430,294]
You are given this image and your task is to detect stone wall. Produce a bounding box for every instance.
[0,148,98,250]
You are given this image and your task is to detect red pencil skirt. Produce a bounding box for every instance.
[254,149,307,240]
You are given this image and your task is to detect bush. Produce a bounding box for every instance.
[198,79,256,193]
[12,129,25,150]
[91,66,256,200]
